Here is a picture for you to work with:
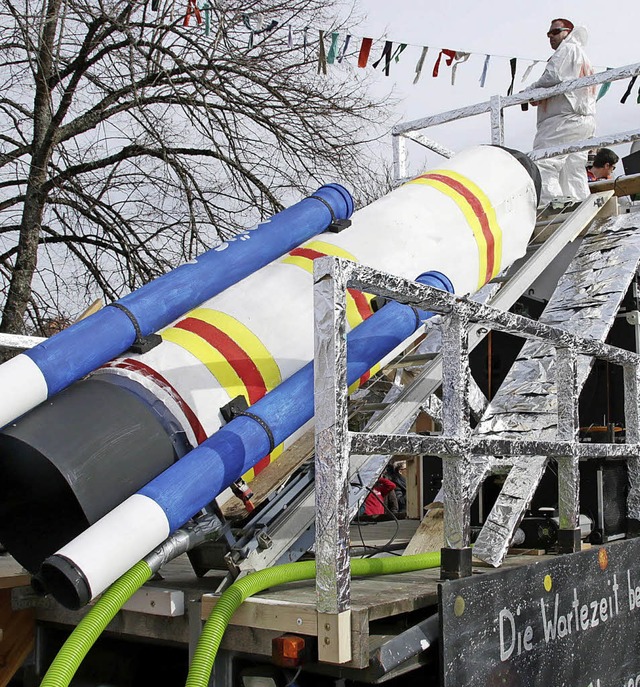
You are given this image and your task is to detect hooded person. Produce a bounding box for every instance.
[529,19,596,205]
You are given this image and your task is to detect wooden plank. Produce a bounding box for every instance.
[202,595,318,635]
[404,505,444,555]
[317,610,352,664]
[405,456,423,519]
[216,609,372,669]
[220,429,315,518]
[74,298,103,322]
[0,558,30,591]
[0,588,34,687]
[122,588,184,617]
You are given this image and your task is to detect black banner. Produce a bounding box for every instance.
[440,538,640,687]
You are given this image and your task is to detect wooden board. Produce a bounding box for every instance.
[0,557,30,591]
[404,506,444,555]
[0,588,34,687]
[202,567,442,668]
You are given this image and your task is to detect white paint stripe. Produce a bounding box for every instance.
[56,494,170,600]
[0,354,48,428]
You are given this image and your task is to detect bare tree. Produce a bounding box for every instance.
[0,0,389,334]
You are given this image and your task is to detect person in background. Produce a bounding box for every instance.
[364,476,396,517]
[387,462,407,512]
[528,19,596,205]
[587,148,619,182]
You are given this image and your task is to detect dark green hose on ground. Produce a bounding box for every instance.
[186,551,441,687]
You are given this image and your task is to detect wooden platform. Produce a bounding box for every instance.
[26,525,555,674]
[0,555,34,687]
[200,549,550,670]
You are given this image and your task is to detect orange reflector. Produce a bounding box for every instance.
[272,634,306,667]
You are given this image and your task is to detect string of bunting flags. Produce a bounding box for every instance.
[171,2,639,104]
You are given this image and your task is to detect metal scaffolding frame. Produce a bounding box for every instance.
[312,255,640,648]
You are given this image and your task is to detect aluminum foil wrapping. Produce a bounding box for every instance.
[473,212,640,566]
[441,310,472,548]
[556,346,580,530]
[624,361,640,520]
[313,258,352,615]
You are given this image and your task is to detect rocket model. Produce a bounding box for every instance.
[0,146,540,608]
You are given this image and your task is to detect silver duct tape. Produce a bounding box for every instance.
[413,315,444,355]
[144,513,224,573]
[474,213,640,565]
[469,377,489,420]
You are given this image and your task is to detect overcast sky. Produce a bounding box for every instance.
[338,0,640,175]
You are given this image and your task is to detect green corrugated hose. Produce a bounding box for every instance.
[39,560,153,687]
[38,552,440,687]
[186,551,441,687]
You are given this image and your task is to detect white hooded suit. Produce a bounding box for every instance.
[530,27,596,204]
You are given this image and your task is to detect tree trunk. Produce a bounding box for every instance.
[0,0,62,334]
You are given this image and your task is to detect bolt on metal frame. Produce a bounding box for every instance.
[313,255,640,607]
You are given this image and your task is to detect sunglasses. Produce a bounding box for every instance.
[547,27,570,36]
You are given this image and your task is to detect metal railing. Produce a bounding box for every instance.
[312,255,640,620]
[392,62,640,183]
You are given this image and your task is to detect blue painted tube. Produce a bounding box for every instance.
[140,271,453,531]
[11,184,353,405]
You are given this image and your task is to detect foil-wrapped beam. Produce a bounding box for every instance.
[529,128,640,162]
[441,311,472,549]
[0,333,46,351]
[556,346,580,531]
[473,212,640,566]
[625,361,640,521]
[313,257,352,615]
[401,132,455,159]
[349,433,640,460]
[490,95,505,146]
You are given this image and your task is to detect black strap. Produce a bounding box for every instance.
[507,58,517,96]
[621,75,638,104]
[411,307,423,329]
[107,302,162,353]
[309,194,337,225]
[108,302,143,340]
[235,410,276,453]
